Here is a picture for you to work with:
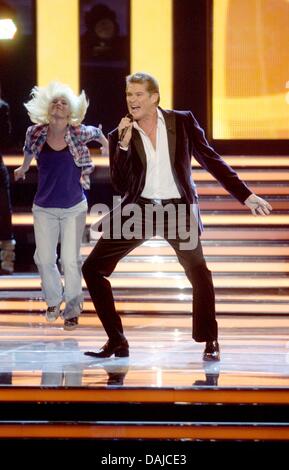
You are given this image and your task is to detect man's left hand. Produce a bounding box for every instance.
[244,194,272,216]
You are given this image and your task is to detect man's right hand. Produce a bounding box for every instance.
[14,166,27,181]
[118,115,133,148]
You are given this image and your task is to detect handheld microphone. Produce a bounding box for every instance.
[119,113,133,141]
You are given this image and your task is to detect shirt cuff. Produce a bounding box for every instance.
[118,142,129,151]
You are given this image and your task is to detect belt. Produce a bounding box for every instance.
[138,196,183,205]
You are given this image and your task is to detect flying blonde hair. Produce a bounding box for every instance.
[24,81,89,126]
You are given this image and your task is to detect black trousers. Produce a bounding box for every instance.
[82,199,218,343]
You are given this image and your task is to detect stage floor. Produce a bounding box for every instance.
[0,314,288,389]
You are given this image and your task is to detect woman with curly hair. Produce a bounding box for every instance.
[14,81,108,330]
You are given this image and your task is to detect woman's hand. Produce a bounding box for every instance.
[100,142,109,156]
[98,123,109,156]
[14,165,27,181]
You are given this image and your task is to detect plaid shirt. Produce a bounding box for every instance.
[23,124,102,189]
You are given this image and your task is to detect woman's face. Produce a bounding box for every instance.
[48,96,70,121]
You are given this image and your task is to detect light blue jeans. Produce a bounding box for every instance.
[32,199,87,319]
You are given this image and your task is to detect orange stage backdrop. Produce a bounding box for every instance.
[213,0,289,139]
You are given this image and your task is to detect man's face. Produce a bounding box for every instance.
[126,82,158,121]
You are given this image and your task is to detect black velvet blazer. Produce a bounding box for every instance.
[108,109,252,233]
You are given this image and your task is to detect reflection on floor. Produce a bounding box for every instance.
[0,313,288,388]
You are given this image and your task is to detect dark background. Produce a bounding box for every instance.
[0,0,36,151]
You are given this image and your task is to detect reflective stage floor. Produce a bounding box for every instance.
[0,313,288,389]
[0,312,289,461]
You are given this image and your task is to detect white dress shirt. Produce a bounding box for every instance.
[133,109,181,199]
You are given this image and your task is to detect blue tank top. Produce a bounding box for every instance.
[34,142,85,208]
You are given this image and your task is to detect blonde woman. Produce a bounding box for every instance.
[14,81,108,330]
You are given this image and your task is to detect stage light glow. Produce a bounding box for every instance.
[131,0,172,109]
[286,81,289,104]
[36,0,79,91]
[213,0,289,139]
[0,18,17,39]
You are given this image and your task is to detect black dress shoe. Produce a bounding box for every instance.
[193,374,219,386]
[84,338,129,358]
[202,340,220,362]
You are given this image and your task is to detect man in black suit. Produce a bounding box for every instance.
[82,72,272,361]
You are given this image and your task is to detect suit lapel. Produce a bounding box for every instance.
[161,109,176,167]
[131,109,176,168]
[131,128,147,168]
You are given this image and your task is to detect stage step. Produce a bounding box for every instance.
[197,184,289,196]
[82,240,289,258]
[0,420,288,441]
[1,270,289,315]
[0,297,288,314]
[11,212,289,226]
[12,196,289,212]
[4,154,289,169]
[1,273,289,290]
[192,169,289,182]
